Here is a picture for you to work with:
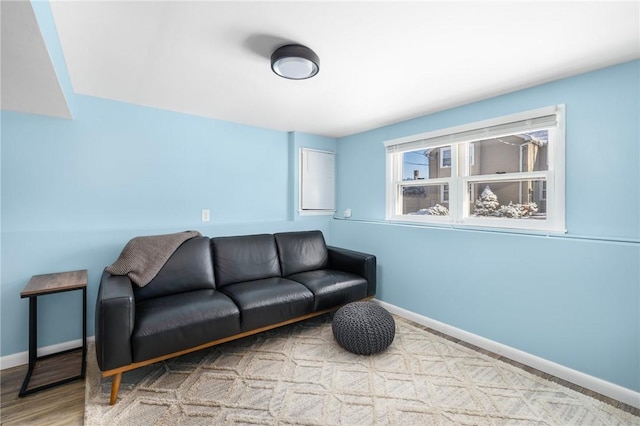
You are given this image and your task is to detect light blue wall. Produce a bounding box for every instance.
[333,60,640,392]
[3,97,293,231]
[0,97,332,357]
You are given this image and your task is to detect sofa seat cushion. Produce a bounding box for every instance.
[287,270,368,311]
[220,277,314,331]
[132,289,240,362]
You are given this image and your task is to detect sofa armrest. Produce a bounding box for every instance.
[327,246,376,297]
[95,270,135,371]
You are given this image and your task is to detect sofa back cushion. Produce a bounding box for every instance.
[275,231,329,276]
[212,234,281,287]
[133,237,215,302]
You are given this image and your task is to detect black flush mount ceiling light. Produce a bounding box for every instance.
[271,44,319,80]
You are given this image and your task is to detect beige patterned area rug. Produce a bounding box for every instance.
[85,314,638,425]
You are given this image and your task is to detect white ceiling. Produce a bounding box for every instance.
[3,1,640,137]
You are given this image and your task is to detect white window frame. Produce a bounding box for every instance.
[384,105,566,233]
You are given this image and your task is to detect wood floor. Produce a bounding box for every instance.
[1,350,84,425]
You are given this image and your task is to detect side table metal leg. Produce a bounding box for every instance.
[19,297,38,396]
[81,287,87,377]
[28,297,37,367]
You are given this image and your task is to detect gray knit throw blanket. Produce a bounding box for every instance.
[106,231,202,287]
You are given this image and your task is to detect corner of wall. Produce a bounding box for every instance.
[30,0,76,117]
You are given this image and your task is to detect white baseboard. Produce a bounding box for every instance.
[373,299,640,409]
[0,336,95,370]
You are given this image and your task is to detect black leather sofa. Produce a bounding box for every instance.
[95,230,376,404]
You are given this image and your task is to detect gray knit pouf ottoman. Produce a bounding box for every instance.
[332,301,395,355]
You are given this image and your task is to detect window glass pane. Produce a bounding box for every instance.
[402,149,428,180]
[401,184,450,216]
[469,180,546,219]
[469,131,548,176]
[402,146,452,180]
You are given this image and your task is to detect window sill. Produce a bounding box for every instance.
[387,216,567,236]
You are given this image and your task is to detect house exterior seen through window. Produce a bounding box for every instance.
[385,105,565,233]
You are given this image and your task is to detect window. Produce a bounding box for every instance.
[385,105,565,232]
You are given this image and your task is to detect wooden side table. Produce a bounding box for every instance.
[19,269,87,397]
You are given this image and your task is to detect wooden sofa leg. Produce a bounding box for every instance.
[110,372,122,405]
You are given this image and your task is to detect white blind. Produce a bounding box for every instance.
[385,108,559,153]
